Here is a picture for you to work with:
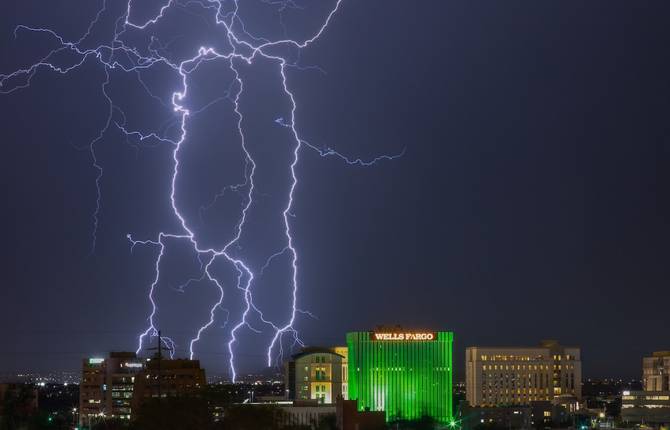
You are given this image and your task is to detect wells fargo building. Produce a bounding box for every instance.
[346,329,453,423]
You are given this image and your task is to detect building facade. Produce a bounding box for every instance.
[621,390,670,425]
[79,352,145,425]
[333,346,349,401]
[105,352,145,420]
[466,341,581,407]
[622,351,670,426]
[277,403,337,428]
[131,358,206,409]
[644,351,670,392]
[458,403,532,430]
[80,353,204,426]
[285,347,347,404]
[347,329,453,423]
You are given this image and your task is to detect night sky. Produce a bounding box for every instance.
[1,1,669,380]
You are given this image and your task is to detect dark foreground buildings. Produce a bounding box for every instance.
[80,352,144,421]
[79,352,205,427]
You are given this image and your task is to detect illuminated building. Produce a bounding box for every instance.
[644,351,670,391]
[346,329,453,423]
[622,351,670,425]
[80,357,107,422]
[285,347,347,404]
[333,346,349,400]
[466,340,581,407]
[79,352,144,425]
[621,391,670,425]
[79,352,204,426]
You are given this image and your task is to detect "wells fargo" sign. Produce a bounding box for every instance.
[371,332,437,341]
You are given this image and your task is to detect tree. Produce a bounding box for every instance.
[317,413,337,430]
[92,418,130,430]
[389,416,440,430]
[219,404,278,430]
[1,384,38,430]
[130,397,214,430]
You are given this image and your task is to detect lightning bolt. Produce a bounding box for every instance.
[2,0,403,381]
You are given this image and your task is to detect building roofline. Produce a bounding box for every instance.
[466,346,580,350]
[290,347,345,361]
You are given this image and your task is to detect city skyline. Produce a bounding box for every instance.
[2,0,669,381]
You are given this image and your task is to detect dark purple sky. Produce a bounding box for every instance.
[1,0,669,379]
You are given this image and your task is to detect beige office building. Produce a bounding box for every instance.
[643,351,670,391]
[466,340,581,406]
[285,347,348,404]
[332,346,349,400]
[622,351,670,425]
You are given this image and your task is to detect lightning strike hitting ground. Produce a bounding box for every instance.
[1,0,402,380]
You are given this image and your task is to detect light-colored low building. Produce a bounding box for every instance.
[466,340,581,407]
[285,347,347,404]
[622,350,670,426]
[621,390,670,425]
[332,346,349,401]
[80,357,108,421]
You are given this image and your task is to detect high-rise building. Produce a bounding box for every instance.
[643,351,670,391]
[347,328,453,423]
[80,357,107,421]
[79,352,145,425]
[79,352,204,426]
[621,390,670,424]
[466,340,581,407]
[285,347,347,404]
[106,352,145,419]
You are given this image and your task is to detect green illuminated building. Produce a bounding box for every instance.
[347,330,453,423]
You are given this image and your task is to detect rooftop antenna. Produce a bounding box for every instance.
[146,330,172,401]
